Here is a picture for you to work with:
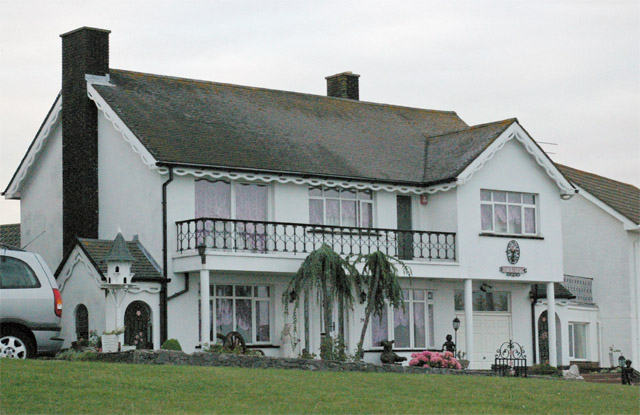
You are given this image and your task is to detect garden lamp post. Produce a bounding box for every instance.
[453,317,460,353]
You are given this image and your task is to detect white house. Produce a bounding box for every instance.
[533,165,639,368]
[3,27,580,369]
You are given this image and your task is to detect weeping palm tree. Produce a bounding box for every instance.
[283,244,362,359]
[353,250,411,360]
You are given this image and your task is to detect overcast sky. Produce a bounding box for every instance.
[1,0,638,225]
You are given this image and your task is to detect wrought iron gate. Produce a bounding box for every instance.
[494,340,527,377]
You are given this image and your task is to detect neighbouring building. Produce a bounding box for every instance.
[4,27,590,369]
[536,165,638,368]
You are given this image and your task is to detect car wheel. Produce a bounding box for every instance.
[0,328,34,359]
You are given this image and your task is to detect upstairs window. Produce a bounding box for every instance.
[309,187,373,228]
[481,190,537,235]
[196,180,268,222]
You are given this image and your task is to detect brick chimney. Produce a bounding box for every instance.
[325,71,360,100]
[60,27,110,254]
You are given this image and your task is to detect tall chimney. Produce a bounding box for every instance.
[326,71,360,100]
[60,27,110,255]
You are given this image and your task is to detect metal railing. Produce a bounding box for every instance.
[563,275,593,303]
[176,218,456,261]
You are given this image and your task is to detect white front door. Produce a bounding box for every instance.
[456,313,512,369]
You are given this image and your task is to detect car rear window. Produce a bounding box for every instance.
[0,256,41,289]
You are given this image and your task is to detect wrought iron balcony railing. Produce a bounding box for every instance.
[176,218,456,261]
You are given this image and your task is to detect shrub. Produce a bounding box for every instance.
[161,339,182,351]
[408,351,461,369]
[54,349,98,361]
[528,364,559,375]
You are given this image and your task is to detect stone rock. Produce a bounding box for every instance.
[562,364,584,380]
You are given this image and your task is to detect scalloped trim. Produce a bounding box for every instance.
[4,98,62,198]
[157,166,456,195]
[58,248,103,292]
[87,83,158,170]
[457,124,575,195]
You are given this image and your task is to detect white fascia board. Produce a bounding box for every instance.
[57,245,103,292]
[456,122,576,197]
[4,96,62,199]
[159,165,454,195]
[86,82,158,170]
[574,184,638,231]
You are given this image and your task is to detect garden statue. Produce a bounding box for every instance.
[442,334,456,354]
[380,340,407,364]
[621,359,635,385]
[281,323,294,358]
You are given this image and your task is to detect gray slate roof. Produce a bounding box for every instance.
[0,223,20,248]
[102,232,136,263]
[92,69,518,186]
[77,238,162,282]
[557,164,639,225]
[532,283,575,300]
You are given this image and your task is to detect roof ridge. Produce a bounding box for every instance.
[109,68,461,116]
[425,118,517,140]
[556,163,640,191]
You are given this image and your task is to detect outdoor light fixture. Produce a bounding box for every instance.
[197,244,206,264]
[453,317,460,353]
[618,355,626,368]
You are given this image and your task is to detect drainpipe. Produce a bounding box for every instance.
[160,168,174,345]
[531,285,538,365]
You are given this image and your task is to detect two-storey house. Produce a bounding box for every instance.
[3,27,577,369]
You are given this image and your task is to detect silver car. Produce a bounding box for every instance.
[0,246,63,358]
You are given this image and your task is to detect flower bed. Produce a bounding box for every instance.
[409,351,462,370]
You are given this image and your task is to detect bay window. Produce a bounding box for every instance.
[371,289,435,349]
[200,284,271,344]
[568,323,588,360]
[480,190,537,235]
[309,187,373,228]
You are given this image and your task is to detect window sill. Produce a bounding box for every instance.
[307,228,380,236]
[364,348,441,353]
[246,344,280,349]
[479,233,544,240]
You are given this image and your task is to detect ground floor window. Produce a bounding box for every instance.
[204,284,271,344]
[454,290,510,312]
[371,289,434,349]
[568,323,588,360]
[75,304,88,342]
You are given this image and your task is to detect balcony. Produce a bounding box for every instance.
[563,275,594,303]
[176,218,456,262]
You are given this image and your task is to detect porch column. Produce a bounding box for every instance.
[200,269,210,344]
[464,279,474,367]
[547,282,557,367]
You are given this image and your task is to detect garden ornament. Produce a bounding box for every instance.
[379,340,407,365]
[442,334,456,354]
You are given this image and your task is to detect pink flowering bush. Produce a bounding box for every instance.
[408,350,462,370]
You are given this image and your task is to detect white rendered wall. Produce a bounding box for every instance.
[97,111,163,260]
[19,121,63,270]
[561,192,638,364]
[456,139,565,284]
[57,247,107,349]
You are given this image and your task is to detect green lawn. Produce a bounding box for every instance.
[1,360,637,414]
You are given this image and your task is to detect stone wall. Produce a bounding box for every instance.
[91,350,495,376]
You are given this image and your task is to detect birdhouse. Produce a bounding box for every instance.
[103,232,136,285]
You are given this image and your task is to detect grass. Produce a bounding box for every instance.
[1,359,638,414]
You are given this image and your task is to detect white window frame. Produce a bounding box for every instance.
[370,289,434,349]
[568,322,588,360]
[480,189,538,236]
[309,186,374,228]
[195,179,271,221]
[204,284,273,345]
